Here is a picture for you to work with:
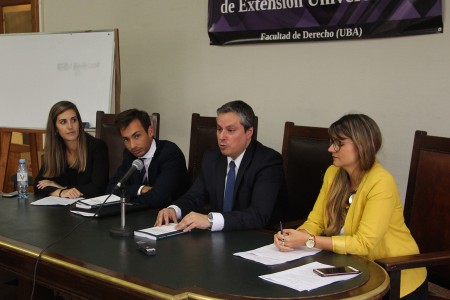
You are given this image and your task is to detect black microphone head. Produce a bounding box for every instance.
[132,159,144,171]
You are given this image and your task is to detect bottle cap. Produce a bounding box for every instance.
[19,158,26,164]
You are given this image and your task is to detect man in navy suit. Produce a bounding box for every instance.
[106,109,190,208]
[155,100,288,231]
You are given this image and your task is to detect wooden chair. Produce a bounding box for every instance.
[376,131,450,300]
[280,122,332,226]
[188,113,258,182]
[95,111,160,178]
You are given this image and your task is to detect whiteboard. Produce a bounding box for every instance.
[0,30,116,129]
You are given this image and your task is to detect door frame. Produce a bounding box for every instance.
[0,0,39,33]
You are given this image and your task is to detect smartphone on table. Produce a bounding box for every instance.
[313,266,360,277]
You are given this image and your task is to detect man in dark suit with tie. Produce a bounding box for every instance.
[155,100,288,231]
[106,109,190,208]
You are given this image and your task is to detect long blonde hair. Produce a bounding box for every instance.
[43,101,87,177]
[324,114,382,236]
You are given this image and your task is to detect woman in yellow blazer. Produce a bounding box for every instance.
[274,114,427,299]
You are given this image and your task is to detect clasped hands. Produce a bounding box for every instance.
[274,229,310,251]
[36,180,83,199]
[155,208,210,232]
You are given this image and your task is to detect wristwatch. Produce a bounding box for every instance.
[207,212,214,229]
[306,234,316,248]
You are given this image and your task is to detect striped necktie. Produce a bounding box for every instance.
[140,158,148,184]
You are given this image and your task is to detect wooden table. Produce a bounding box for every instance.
[0,195,390,299]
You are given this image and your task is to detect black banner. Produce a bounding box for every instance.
[208,0,443,45]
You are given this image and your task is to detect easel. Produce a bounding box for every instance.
[0,30,121,193]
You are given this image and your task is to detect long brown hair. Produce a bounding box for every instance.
[324,114,382,236]
[42,101,87,177]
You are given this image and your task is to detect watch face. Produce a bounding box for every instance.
[208,213,213,222]
[306,236,315,248]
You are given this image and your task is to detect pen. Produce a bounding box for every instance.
[280,221,285,244]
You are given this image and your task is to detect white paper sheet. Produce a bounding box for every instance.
[70,210,97,217]
[260,261,361,291]
[30,196,81,206]
[234,243,321,265]
[75,194,120,208]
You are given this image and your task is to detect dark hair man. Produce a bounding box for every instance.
[106,109,190,208]
[155,100,288,231]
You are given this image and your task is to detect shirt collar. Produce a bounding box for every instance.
[140,139,156,160]
[227,150,245,170]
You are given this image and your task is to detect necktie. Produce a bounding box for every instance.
[140,158,148,185]
[223,161,235,212]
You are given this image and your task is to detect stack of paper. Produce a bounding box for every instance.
[31,196,81,206]
[234,244,321,265]
[260,261,361,292]
[134,223,185,240]
[75,194,121,209]
[70,210,97,217]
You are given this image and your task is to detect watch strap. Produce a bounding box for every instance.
[207,212,213,228]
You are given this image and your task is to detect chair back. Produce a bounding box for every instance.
[404,130,450,289]
[188,113,258,182]
[95,111,160,178]
[281,122,332,222]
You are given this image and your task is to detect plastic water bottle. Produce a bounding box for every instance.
[17,158,29,199]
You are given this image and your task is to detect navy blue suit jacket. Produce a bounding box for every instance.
[106,139,190,208]
[173,140,288,231]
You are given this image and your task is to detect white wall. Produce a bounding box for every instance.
[40,0,450,203]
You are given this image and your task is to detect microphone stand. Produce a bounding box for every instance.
[110,189,134,237]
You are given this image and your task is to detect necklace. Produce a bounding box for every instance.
[345,190,356,211]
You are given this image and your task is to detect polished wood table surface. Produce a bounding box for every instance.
[0,195,389,299]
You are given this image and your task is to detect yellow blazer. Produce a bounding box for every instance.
[299,162,426,297]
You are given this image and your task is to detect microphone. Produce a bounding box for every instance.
[115,159,144,188]
[109,159,143,237]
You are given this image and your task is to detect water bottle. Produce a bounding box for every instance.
[17,158,29,199]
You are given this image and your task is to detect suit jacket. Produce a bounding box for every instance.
[34,133,109,198]
[174,140,288,231]
[299,162,427,297]
[106,139,190,208]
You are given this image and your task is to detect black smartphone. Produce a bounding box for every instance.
[136,241,156,256]
[313,266,360,277]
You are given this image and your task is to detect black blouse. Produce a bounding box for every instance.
[34,133,109,198]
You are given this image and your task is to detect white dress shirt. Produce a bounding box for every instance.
[169,150,246,231]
